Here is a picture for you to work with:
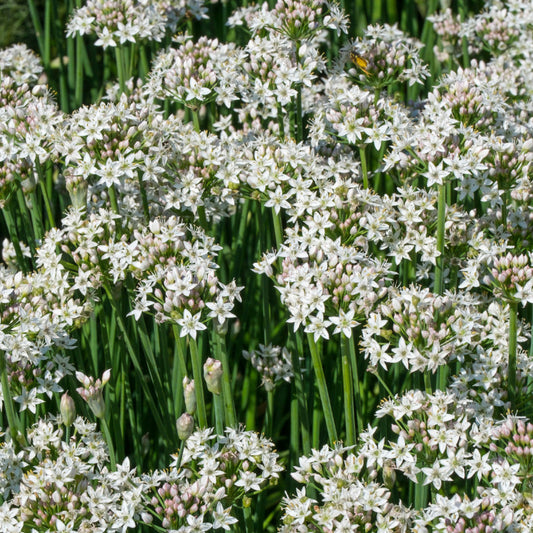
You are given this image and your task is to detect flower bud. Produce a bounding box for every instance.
[176,413,195,441]
[60,392,76,427]
[183,377,196,414]
[203,357,223,395]
[88,391,105,418]
[141,433,150,456]
[382,460,396,489]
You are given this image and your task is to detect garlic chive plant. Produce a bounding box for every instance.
[3,0,533,531]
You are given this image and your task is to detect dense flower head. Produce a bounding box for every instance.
[57,94,168,217]
[243,0,348,39]
[483,252,533,304]
[66,0,206,47]
[420,493,516,533]
[5,0,533,531]
[491,416,533,492]
[0,239,85,415]
[361,285,466,373]
[0,416,142,531]
[58,93,243,223]
[148,36,237,108]
[242,343,295,391]
[143,426,283,530]
[0,76,61,204]
[230,33,323,132]
[57,208,241,333]
[461,4,522,56]
[428,8,463,63]
[281,440,412,532]
[349,23,429,88]
[0,44,44,85]
[255,211,391,340]
[322,77,391,150]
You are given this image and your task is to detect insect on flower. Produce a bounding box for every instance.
[350,49,370,76]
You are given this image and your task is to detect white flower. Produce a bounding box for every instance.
[212,502,238,530]
[176,310,207,339]
[330,308,359,338]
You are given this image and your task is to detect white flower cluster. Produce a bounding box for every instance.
[143,427,284,531]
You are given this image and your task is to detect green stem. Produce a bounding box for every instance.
[135,316,171,421]
[43,0,51,68]
[277,103,285,139]
[213,392,224,434]
[458,0,470,68]
[501,192,508,230]
[508,301,518,405]
[75,34,84,108]
[414,472,429,509]
[296,84,303,142]
[189,337,208,428]
[101,414,117,470]
[291,332,310,456]
[212,327,237,427]
[434,182,446,390]
[2,206,29,271]
[175,440,185,468]
[348,333,364,438]
[374,367,394,397]
[341,335,355,446]
[27,0,45,65]
[306,333,338,444]
[360,146,368,189]
[107,183,120,216]
[139,45,149,79]
[434,183,446,296]
[37,174,55,229]
[0,352,23,446]
[424,371,433,395]
[15,185,37,258]
[137,172,150,223]
[192,108,201,132]
[243,503,254,533]
[102,284,170,440]
[265,389,274,438]
[172,327,188,418]
[115,46,126,93]
[271,210,283,250]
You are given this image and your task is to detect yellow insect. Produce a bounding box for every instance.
[350,49,370,76]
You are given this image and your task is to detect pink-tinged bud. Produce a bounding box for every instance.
[183,377,196,414]
[87,390,105,419]
[203,357,223,395]
[76,369,110,419]
[60,392,76,427]
[176,413,195,440]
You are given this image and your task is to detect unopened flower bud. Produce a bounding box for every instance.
[60,392,76,427]
[203,357,223,395]
[87,392,105,418]
[141,512,153,524]
[141,433,150,456]
[176,413,195,440]
[183,377,196,414]
[383,460,396,489]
